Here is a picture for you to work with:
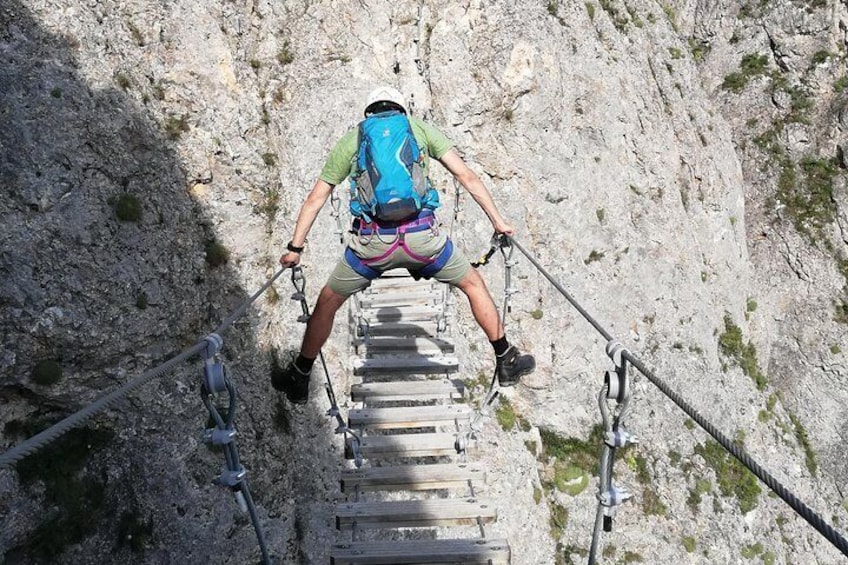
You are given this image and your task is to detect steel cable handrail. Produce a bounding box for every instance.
[506,236,848,559]
[0,268,288,470]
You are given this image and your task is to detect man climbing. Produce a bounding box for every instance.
[275,86,535,404]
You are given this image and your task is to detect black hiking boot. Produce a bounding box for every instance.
[496,345,535,387]
[272,361,310,405]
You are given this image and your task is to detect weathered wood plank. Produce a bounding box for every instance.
[335,498,497,530]
[358,291,443,308]
[357,305,444,323]
[348,405,471,430]
[345,433,472,459]
[330,538,510,564]
[350,379,464,402]
[354,336,455,355]
[357,321,440,338]
[340,463,485,492]
[353,356,459,376]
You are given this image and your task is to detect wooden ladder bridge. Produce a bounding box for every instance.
[329,272,511,564]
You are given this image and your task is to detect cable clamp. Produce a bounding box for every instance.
[297,314,311,323]
[605,340,629,369]
[290,292,306,301]
[598,486,632,508]
[203,333,223,358]
[204,427,237,445]
[604,429,638,448]
[216,465,246,488]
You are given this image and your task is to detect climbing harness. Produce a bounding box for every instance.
[588,340,637,564]
[200,333,271,565]
[343,213,453,281]
[289,267,364,467]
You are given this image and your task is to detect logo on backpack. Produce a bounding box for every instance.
[349,112,439,222]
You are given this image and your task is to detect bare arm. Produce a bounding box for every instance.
[438,149,514,235]
[280,178,335,267]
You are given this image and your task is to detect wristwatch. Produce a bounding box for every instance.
[286,241,304,253]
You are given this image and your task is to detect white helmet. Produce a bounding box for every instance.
[365,86,407,115]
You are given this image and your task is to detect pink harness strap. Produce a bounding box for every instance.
[360,223,436,266]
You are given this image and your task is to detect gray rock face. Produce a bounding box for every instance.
[2,0,847,564]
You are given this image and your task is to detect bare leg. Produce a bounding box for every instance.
[301,285,349,358]
[453,268,503,341]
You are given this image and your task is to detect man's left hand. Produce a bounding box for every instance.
[280,251,301,268]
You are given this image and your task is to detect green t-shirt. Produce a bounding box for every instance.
[319,117,453,186]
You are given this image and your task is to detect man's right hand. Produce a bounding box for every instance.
[280,251,301,268]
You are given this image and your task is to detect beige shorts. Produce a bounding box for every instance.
[327,228,470,297]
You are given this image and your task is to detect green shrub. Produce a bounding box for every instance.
[688,38,710,61]
[496,397,517,430]
[695,439,761,513]
[740,53,768,74]
[741,542,763,558]
[584,250,605,265]
[530,308,543,320]
[686,478,712,512]
[32,360,62,385]
[718,314,767,390]
[164,115,190,140]
[262,152,277,167]
[552,463,589,496]
[277,42,294,65]
[116,73,131,90]
[835,76,848,93]
[115,193,142,222]
[721,72,748,92]
[787,411,817,476]
[205,241,230,267]
[682,536,697,553]
[811,50,832,65]
[585,2,596,20]
[249,59,262,69]
[549,501,569,539]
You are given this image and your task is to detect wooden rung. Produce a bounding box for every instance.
[358,292,443,308]
[368,278,439,291]
[350,379,464,402]
[335,498,497,530]
[349,405,471,430]
[345,433,473,459]
[358,321,440,337]
[356,305,444,323]
[353,356,459,376]
[330,538,511,564]
[340,463,485,492]
[354,336,455,355]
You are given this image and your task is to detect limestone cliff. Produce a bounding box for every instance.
[1,0,846,563]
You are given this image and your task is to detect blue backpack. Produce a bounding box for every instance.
[349,111,439,222]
